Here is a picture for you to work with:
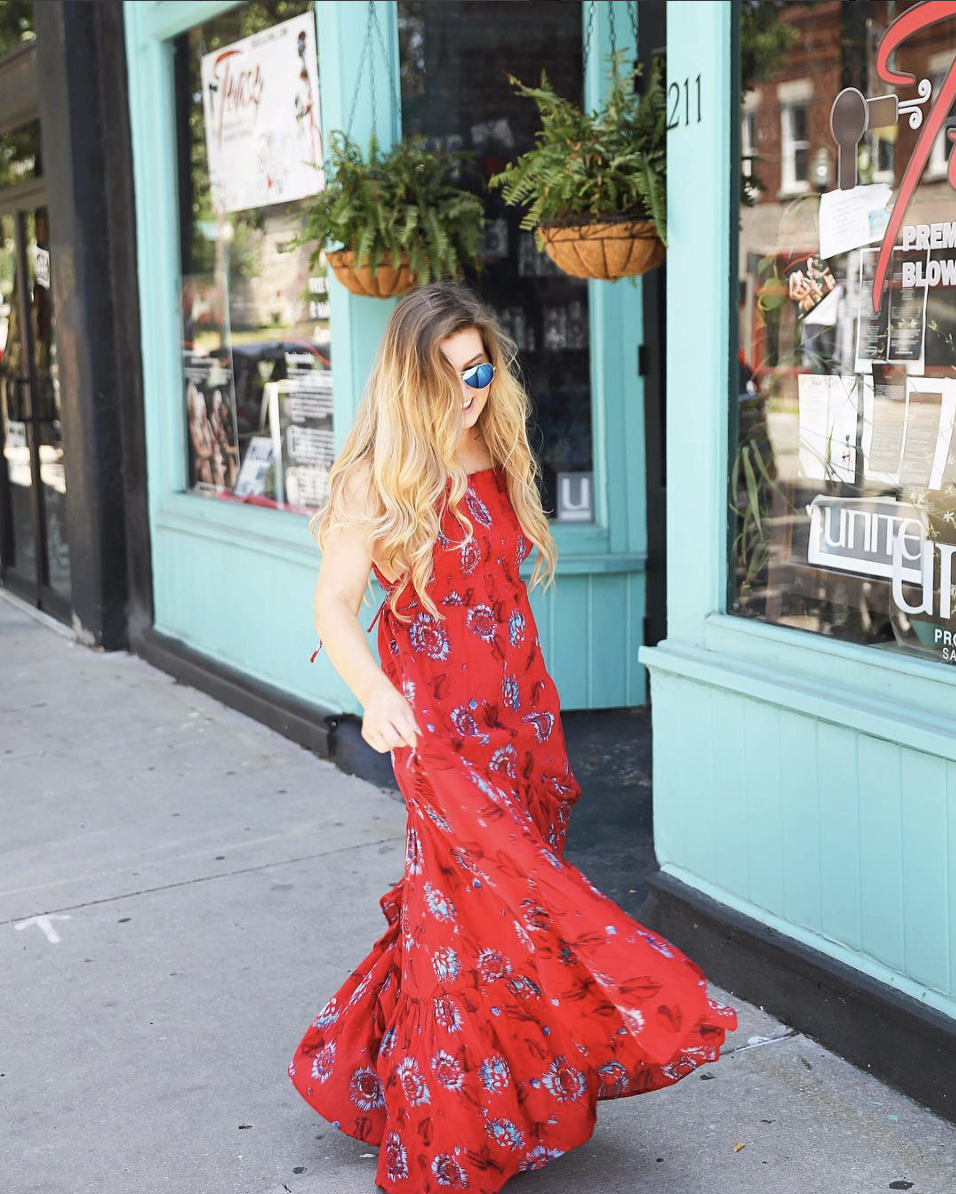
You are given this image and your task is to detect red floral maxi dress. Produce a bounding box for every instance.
[290,466,738,1194]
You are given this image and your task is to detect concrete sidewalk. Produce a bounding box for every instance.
[1,589,953,1194]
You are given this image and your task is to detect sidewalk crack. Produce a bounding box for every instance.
[0,833,404,925]
[722,1028,799,1055]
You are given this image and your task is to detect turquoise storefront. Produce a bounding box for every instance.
[123,0,954,1125]
[122,0,653,754]
[640,0,955,1122]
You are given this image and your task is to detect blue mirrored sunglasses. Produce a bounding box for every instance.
[460,361,495,389]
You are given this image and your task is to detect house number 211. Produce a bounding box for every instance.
[667,75,702,129]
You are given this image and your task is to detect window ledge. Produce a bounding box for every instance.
[702,610,956,690]
[155,493,317,563]
[640,628,956,762]
[640,609,956,744]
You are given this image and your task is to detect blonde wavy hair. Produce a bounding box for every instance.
[309,280,558,626]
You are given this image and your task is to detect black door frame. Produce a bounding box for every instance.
[0,182,71,622]
[638,1,667,649]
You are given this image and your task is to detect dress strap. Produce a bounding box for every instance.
[308,594,388,663]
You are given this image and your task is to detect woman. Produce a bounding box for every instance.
[289,281,738,1193]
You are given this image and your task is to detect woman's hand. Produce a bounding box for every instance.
[361,674,422,753]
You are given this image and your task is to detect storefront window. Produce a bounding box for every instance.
[731,1,956,668]
[174,2,332,513]
[397,0,593,520]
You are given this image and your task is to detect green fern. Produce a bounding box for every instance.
[489,50,667,245]
[293,129,486,285]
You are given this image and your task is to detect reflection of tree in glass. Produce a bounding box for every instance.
[731,251,838,611]
[0,121,39,192]
[0,1,34,58]
[739,2,799,209]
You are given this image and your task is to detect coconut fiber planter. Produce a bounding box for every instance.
[326,249,416,298]
[537,216,665,281]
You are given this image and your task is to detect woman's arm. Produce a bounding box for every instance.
[313,463,421,753]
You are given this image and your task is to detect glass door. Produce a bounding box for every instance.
[0,200,71,618]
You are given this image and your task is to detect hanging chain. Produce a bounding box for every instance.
[368,9,377,137]
[370,0,402,119]
[626,0,641,95]
[583,0,596,74]
[344,2,377,141]
[584,2,640,80]
[344,2,401,143]
[343,13,370,139]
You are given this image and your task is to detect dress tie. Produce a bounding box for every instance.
[309,593,388,663]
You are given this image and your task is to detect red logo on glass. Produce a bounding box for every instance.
[829,1,956,312]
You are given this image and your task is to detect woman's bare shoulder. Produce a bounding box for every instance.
[339,458,384,519]
[337,460,399,581]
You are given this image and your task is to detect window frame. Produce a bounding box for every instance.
[124,0,633,571]
[741,106,756,180]
[865,127,895,184]
[645,0,956,740]
[779,98,810,195]
[709,1,956,717]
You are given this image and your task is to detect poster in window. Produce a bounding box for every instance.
[855,247,929,372]
[234,436,275,498]
[265,363,334,511]
[200,11,324,215]
[182,274,241,493]
[797,374,859,483]
[787,254,836,319]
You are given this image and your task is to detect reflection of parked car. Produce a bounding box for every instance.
[209,339,331,442]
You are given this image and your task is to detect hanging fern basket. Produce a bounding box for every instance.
[325,248,417,298]
[536,214,665,281]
